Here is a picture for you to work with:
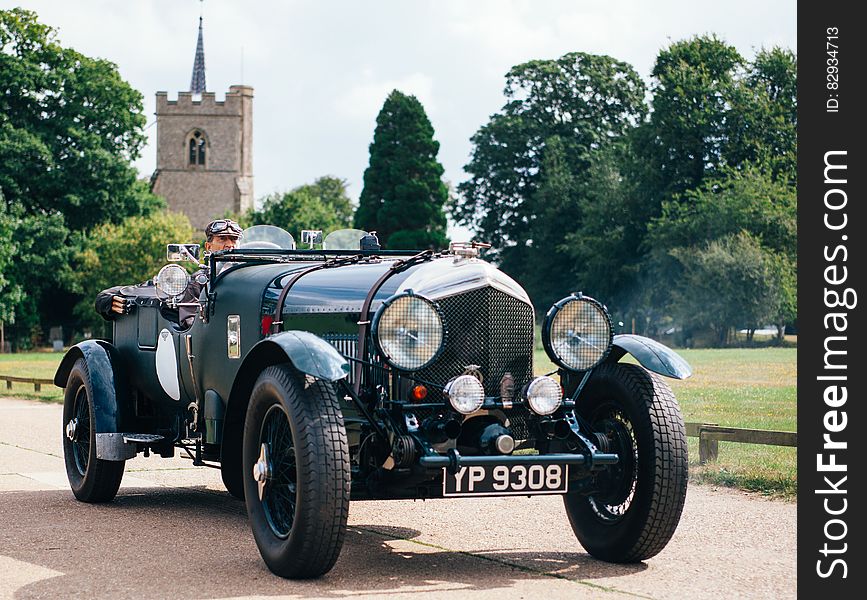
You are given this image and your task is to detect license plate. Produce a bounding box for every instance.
[442,463,569,497]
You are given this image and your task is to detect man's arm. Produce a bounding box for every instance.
[95,286,134,320]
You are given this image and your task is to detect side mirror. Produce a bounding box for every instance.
[167,243,201,262]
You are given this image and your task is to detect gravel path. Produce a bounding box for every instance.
[0,396,796,599]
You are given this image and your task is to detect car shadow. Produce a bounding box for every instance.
[2,487,646,599]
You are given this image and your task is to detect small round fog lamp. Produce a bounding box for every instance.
[525,376,563,415]
[444,375,485,414]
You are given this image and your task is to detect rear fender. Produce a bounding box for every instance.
[608,334,692,380]
[55,340,134,460]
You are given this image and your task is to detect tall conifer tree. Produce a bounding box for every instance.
[354,90,448,249]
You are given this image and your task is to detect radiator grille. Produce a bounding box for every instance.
[322,286,536,440]
[415,286,535,399]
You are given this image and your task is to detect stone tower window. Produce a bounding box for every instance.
[187,130,207,167]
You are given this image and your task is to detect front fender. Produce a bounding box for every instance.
[248,331,350,382]
[609,334,692,380]
[220,330,350,485]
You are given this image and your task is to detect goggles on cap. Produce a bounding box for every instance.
[206,219,243,238]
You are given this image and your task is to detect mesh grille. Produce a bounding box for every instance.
[323,287,536,440]
[415,287,534,401]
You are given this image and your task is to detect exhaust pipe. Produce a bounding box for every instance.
[422,418,462,443]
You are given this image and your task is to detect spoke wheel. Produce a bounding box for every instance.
[587,410,637,522]
[564,362,687,562]
[70,386,92,476]
[259,405,298,538]
[243,365,350,579]
[62,358,125,503]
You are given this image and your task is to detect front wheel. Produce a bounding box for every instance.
[62,358,125,502]
[243,365,350,578]
[564,362,688,562]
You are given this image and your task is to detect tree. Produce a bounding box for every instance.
[635,35,744,201]
[645,163,797,341]
[354,90,448,249]
[0,9,157,229]
[72,211,194,336]
[648,164,796,259]
[561,39,797,336]
[246,176,354,239]
[452,52,645,304]
[1,9,162,345]
[728,48,797,181]
[298,176,355,226]
[669,232,777,345]
[0,199,21,326]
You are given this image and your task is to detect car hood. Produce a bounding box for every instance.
[259,255,532,315]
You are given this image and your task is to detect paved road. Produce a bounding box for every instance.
[0,396,796,599]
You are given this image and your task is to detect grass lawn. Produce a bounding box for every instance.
[0,350,65,402]
[535,344,796,499]
[5,344,797,498]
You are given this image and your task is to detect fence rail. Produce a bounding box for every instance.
[0,374,54,392]
[0,381,802,460]
[685,422,797,464]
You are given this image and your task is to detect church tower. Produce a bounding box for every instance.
[150,17,254,231]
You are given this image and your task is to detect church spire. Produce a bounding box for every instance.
[189,16,206,94]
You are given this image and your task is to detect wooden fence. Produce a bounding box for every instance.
[685,422,797,464]
[0,379,799,462]
[0,375,54,392]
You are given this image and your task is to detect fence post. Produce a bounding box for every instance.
[698,428,719,464]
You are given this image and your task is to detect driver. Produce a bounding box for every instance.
[95,219,243,326]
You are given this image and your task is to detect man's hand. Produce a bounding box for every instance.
[111,295,135,315]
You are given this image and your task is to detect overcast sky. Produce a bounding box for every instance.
[6,1,796,237]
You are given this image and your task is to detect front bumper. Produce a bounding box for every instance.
[418,448,619,471]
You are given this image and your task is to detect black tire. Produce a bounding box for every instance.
[564,362,687,562]
[62,358,125,503]
[242,365,350,578]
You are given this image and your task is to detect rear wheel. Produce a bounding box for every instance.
[564,362,687,562]
[243,365,350,578]
[62,358,125,502]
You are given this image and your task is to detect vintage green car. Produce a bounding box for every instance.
[55,225,691,578]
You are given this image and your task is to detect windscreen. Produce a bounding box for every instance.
[238,225,296,250]
[323,228,369,250]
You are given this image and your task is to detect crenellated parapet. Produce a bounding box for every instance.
[156,87,252,116]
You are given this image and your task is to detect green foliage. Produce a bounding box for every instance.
[355,90,448,249]
[668,232,781,344]
[246,176,354,239]
[71,211,194,334]
[453,52,645,307]
[639,35,744,198]
[0,9,162,344]
[0,200,21,324]
[0,8,156,230]
[549,38,797,343]
[649,165,796,259]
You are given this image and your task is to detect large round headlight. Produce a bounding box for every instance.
[524,376,563,415]
[542,294,612,371]
[154,264,190,298]
[444,374,485,414]
[372,292,445,371]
